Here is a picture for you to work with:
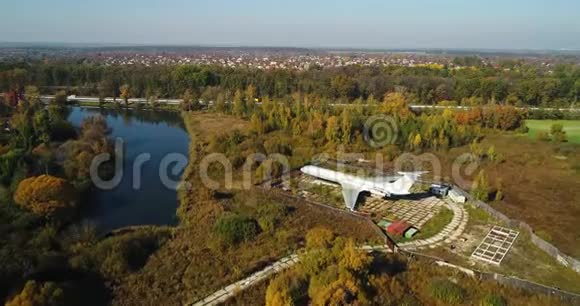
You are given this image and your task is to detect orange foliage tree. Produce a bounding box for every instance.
[13,175,77,219]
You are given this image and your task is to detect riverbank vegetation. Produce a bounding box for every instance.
[0,87,153,304]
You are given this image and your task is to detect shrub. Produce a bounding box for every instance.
[536,131,550,141]
[0,150,22,184]
[430,279,464,304]
[69,228,170,279]
[480,293,507,306]
[257,202,288,232]
[213,213,258,245]
[13,175,77,220]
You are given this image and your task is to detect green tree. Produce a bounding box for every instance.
[550,123,567,143]
[53,90,67,107]
[233,90,246,118]
[213,213,258,245]
[340,108,352,144]
[471,170,490,201]
[25,85,41,110]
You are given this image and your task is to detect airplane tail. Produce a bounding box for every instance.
[390,171,427,195]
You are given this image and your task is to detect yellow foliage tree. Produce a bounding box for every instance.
[339,240,372,273]
[305,227,334,250]
[412,134,422,150]
[6,280,65,306]
[380,93,412,120]
[325,116,339,144]
[265,269,306,306]
[14,175,77,219]
[119,84,131,107]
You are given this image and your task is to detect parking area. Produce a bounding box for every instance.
[359,195,444,229]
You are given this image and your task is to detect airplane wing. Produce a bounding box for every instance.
[340,183,363,211]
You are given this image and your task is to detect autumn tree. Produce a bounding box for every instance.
[325,116,339,144]
[119,84,131,107]
[381,92,412,120]
[14,175,78,219]
[265,269,307,306]
[6,280,65,306]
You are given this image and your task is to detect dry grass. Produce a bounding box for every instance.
[189,111,250,139]
[439,134,580,258]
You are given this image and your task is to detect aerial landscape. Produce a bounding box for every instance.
[1,1,580,305]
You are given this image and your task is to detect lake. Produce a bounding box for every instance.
[67,107,189,232]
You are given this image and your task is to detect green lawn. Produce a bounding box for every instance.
[526,120,580,143]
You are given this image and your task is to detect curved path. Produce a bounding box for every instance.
[190,254,299,306]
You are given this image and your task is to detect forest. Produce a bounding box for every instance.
[0,59,579,107]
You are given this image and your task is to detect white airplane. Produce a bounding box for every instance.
[300,165,426,211]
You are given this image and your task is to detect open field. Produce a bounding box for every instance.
[526,119,580,143]
[425,204,580,293]
[425,134,580,258]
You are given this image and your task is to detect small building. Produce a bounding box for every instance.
[430,183,450,197]
[448,188,466,204]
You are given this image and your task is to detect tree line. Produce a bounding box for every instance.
[1,60,579,107]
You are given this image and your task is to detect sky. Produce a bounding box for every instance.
[1,0,579,50]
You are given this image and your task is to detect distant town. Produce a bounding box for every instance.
[0,45,578,70]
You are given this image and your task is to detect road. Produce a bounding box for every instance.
[39,95,580,112]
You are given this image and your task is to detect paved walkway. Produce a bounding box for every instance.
[189,254,299,306]
[189,245,393,306]
[398,200,468,251]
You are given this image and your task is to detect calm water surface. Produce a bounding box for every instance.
[68,107,189,232]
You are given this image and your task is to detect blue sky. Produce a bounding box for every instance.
[1,0,579,49]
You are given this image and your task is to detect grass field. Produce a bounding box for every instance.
[526,120,580,143]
